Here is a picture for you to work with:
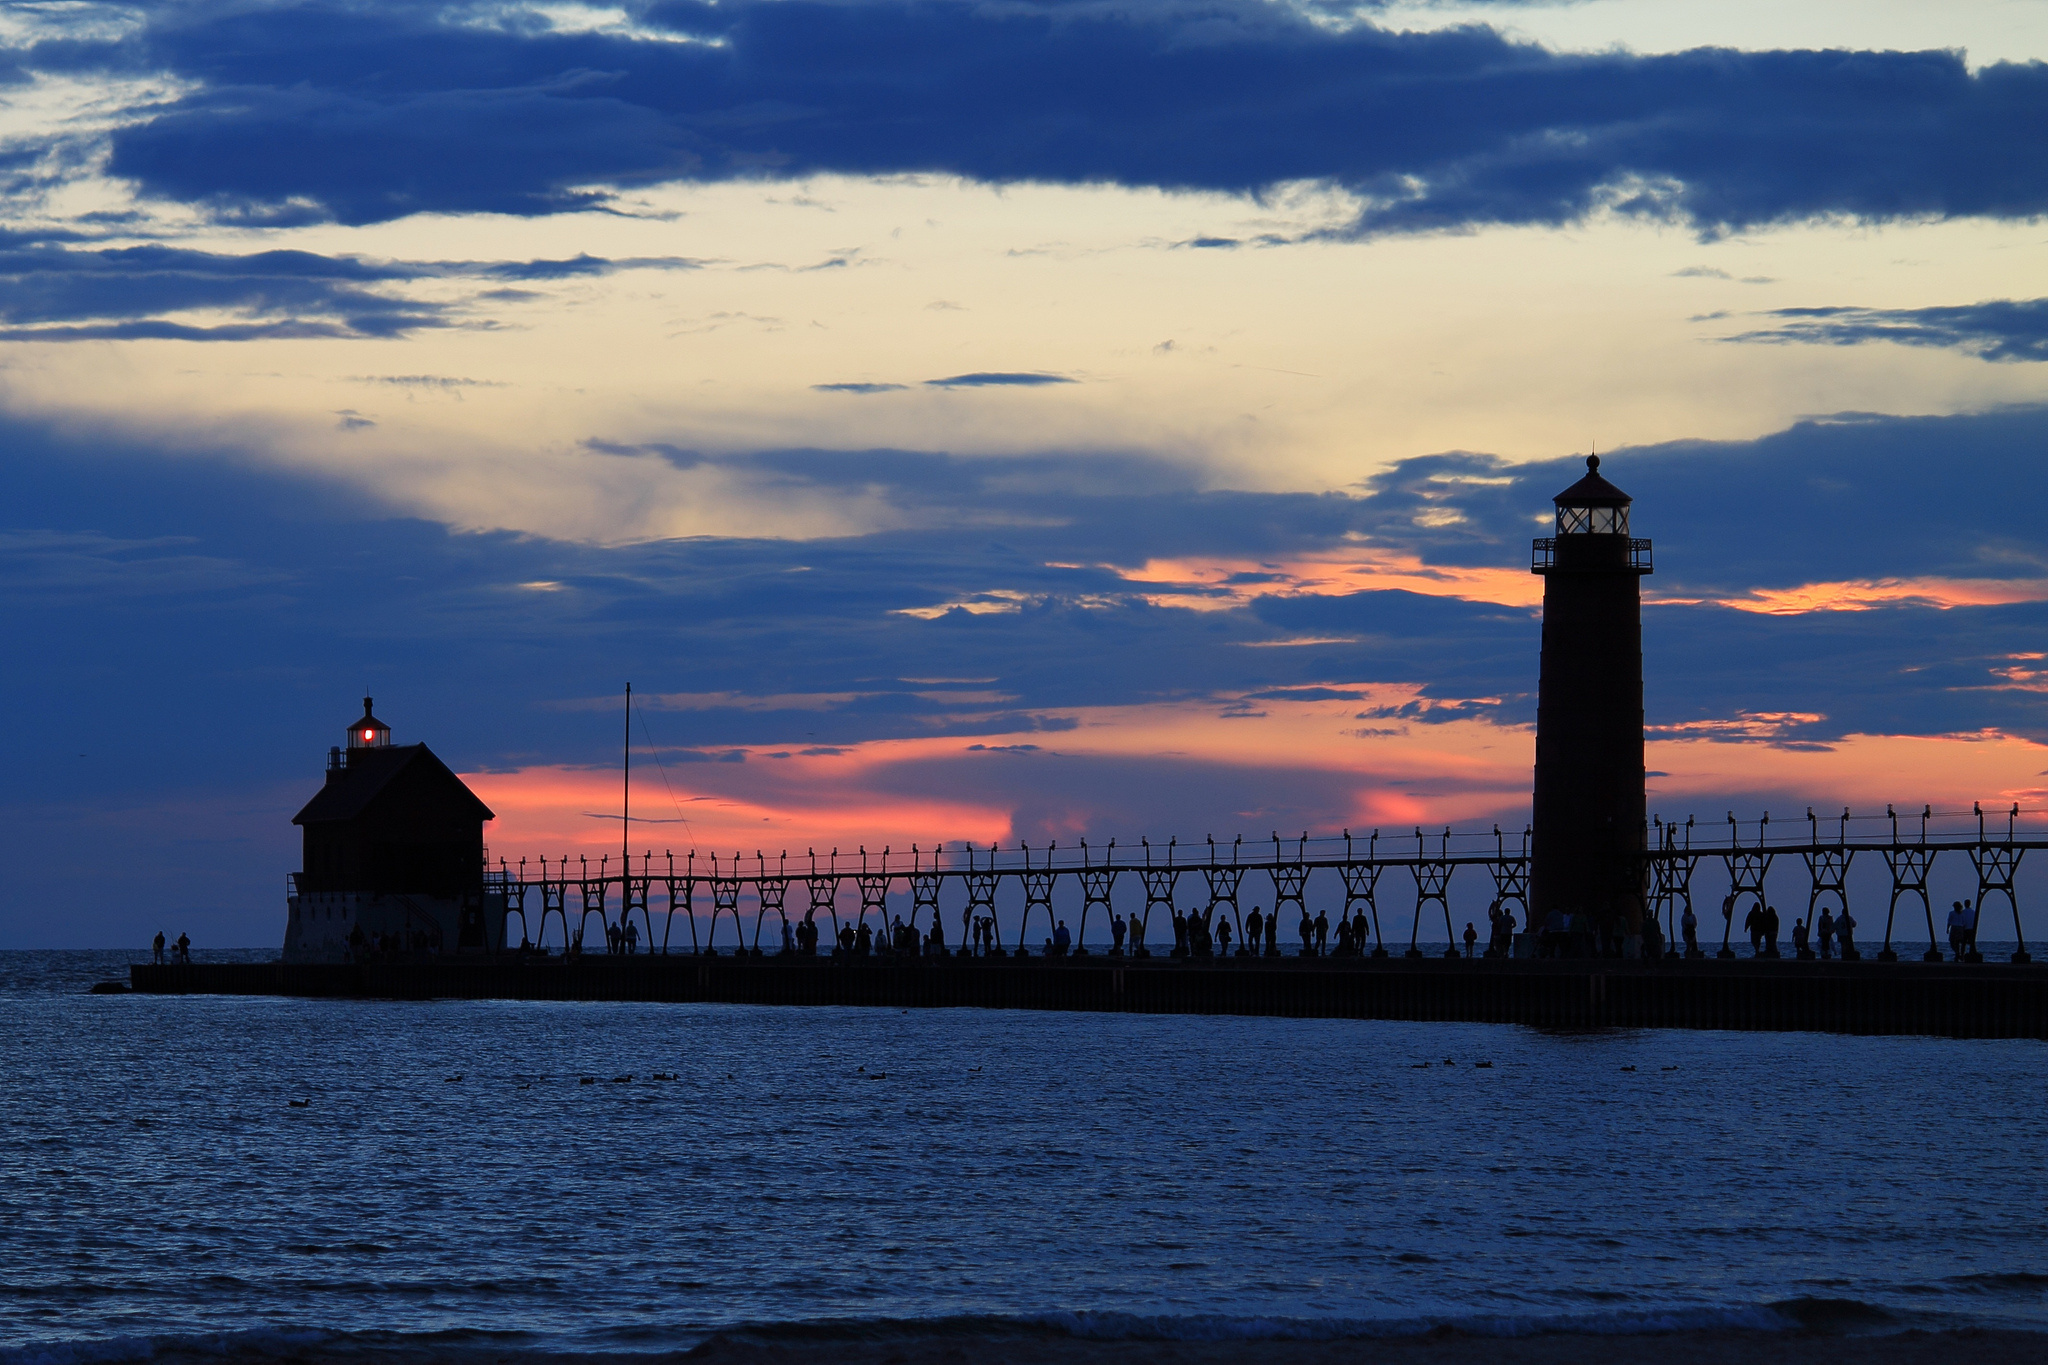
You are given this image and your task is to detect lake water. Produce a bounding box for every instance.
[3,949,2044,1364]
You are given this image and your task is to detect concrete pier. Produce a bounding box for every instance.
[128,955,2048,1040]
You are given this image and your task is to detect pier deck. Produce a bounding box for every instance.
[128,954,2048,1040]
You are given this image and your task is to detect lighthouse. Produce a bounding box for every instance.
[1530,456,1652,940]
[284,698,502,962]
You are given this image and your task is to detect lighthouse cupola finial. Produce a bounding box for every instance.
[347,696,392,751]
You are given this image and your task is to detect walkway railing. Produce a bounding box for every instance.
[468,803,2041,965]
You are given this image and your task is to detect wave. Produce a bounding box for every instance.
[722,1303,1878,1344]
[0,1328,537,1365]
[1941,1272,2048,1295]
[0,1300,1944,1365]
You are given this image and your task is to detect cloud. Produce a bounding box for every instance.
[925,372,1075,388]
[355,374,507,390]
[813,382,907,394]
[1721,298,2048,362]
[12,1,2039,234]
[11,401,2048,941]
[0,241,706,342]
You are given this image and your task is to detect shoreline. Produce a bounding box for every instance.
[37,1313,2048,1365]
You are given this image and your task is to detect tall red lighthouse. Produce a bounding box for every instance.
[1530,456,1652,938]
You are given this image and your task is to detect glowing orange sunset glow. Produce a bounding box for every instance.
[468,687,2048,857]
[1109,550,1546,610]
[1698,576,2048,615]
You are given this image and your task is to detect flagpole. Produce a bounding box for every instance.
[623,682,632,884]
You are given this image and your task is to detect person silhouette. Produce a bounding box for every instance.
[152,931,166,965]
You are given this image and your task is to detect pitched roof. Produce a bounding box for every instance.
[292,743,496,825]
[1553,454,1632,507]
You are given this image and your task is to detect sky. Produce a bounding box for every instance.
[8,0,2048,947]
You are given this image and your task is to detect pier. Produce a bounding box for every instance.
[132,459,2046,1041]
[129,804,2048,1040]
[127,952,2048,1039]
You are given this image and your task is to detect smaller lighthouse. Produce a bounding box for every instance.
[1529,457,1652,938]
[285,699,502,962]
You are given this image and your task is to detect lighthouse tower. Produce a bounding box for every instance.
[1530,456,1652,937]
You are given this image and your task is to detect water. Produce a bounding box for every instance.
[3,950,2045,1363]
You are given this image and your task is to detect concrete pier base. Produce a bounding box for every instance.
[127,955,2048,1040]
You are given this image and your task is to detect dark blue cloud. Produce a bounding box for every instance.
[1722,298,2048,361]
[813,382,908,394]
[12,1,2041,232]
[0,240,702,341]
[10,401,2048,940]
[1343,406,2048,596]
[925,372,1074,388]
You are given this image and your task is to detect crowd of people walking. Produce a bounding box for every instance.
[486,894,1997,963]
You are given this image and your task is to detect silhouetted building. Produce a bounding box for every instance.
[284,698,502,962]
[1530,456,1652,936]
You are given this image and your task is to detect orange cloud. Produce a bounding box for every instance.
[1646,727,2048,821]
[1110,548,1544,610]
[1693,576,2048,614]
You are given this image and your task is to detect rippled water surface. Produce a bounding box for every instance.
[3,950,2045,1359]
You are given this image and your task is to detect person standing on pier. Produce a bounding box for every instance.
[926,914,945,957]
[1215,916,1232,955]
[1682,904,1699,956]
[175,931,190,964]
[1243,907,1261,955]
[1314,909,1330,953]
[1463,922,1478,958]
[1947,901,1965,960]
[1792,916,1809,959]
[1264,908,1278,955]
[1109,912,1125,954]
[152,931,165,965]
[1817,907,1836,959]
[1838,909,1857,958]
[1762,904,1781,958]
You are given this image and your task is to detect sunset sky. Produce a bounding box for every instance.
[9,0,2048,945]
